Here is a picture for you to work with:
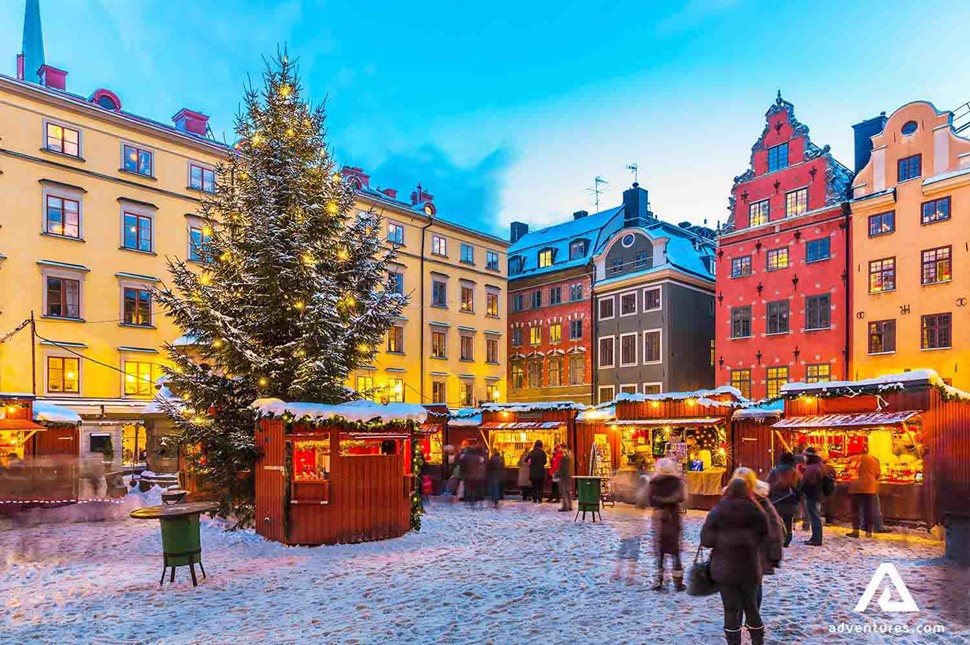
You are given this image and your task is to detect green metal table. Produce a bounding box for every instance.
[131,501,218,587]
[572,476,606,523]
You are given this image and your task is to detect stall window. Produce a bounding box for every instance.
[549,357,563,387]
[124,361,154,396]
[341,436,398,456]
[805,364,831,383]
[921,246,951,285]
[766,300,789,334]
[869,258,895,293]
[293,438,330,482]
[731,369,751,399]
[766,366,788,399]
[569,356,585,385]
[805,294,831,330]
[921,313,952,350]
[868,320,896,354]
[47,356,79,393]
[511,362,525,389]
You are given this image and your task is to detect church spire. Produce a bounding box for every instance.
[21,0,45,83]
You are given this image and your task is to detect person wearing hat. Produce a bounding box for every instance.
[648,458,687,591]
[800,447,829,546]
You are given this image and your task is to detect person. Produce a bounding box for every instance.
[487,448,505,508]
[612,509,646,585]
[793,444,809,531]
[767,451,801,547]
[469,445,487,508]
[548,445,563,503]
[517,448,532,501]
[847,445,881,538]
[526,440,547,504]
[648,458,687,591]
[701,477,769,645]
[800,447,829,546]
[557,446,573,512]
[734,468,784,575]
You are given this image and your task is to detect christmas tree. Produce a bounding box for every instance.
[155,53,406,524]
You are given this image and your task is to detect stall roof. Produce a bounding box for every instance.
[612,417,723,426]
[32,401,82,425]
[0,418,46,431]
[449,408,483,427]
[780,369,970,401]
[577,406,616,422]
[773,411,921,429]
[480,421,563,430]
[732,400,784,421]
[610,386,748,408]
[252,398,428,424]
[482,401,589,413]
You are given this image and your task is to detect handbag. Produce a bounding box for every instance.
[686,545,720,597]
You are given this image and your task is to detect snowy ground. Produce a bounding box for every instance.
[1,494,968,645]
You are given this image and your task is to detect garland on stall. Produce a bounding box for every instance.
[267,410,416,434]
[410,428,424,532]
[283,440,293,541]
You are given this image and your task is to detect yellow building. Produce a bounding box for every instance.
[342,167,509,408]
[850,101,970,387]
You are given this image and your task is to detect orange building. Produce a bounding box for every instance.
[850,101,970,388]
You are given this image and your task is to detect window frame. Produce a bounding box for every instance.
[642,383,663,395]
[549,322,562,344]
[511,362,525,390]
[460,283,475,312]
[598,296,615,321]
[569,239,587,261]
[122,210,154,253]
[868,211,895,237]
[568,355,585,385]
[921,197,951,226]
[387,221,406,245]
[44,194,82,239]
[804,294,832,331]
[530,290,542,309]
[921,246,952,286]
[569,283,583,301]
[121,284,153,327]
[431,234,447,257]
[459,334,475,361]
[921,313,952,350]
[43,120,82,158]
[619,291,638,317]
[548,357,563,387]
[387,324,405,354]
[486,337,499,364]
[460,243,475,265]
[549,286,562,305]
[731,255,752,278]
[784,186,809,218]
[730,306,752,339]
[529,325,542,346]
[598,335,616,369]
[766,366,789,399]
[537,248,555,268]
[867,319,896,355]
[642,328,662,365]
[431,329,448,358]
[121,142,154,177]
[431,279,448,308]
[766,300,790,335]
[485,250,499,271]
[749,200,770,227]
[868,257,896,294]
[897,154,922,182]
[485,290,499,317]
[619,332,638,367]
[46,354,81,395]
[730,369,752,399]
[188,162,216,193]
[123,359,155,397]
[765,247,789,271]
[44,274,82,320]
[569,319,583,340]
[805,237,831,263]
[432,380,447,404]
[767,142,789,173]
[187,220,211,262]
[804,363,831,384]
[598,386,615,405]
[643,287,662,312]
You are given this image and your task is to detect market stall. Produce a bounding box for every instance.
[253,399,428,546]
[731,401,785,480]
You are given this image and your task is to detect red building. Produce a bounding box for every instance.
[716,94,853,400]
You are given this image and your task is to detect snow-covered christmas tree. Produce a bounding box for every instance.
[155,52,406,524]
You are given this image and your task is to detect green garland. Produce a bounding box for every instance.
[268,411,416,434]
[283,440,293,541]
[410,428,424,532]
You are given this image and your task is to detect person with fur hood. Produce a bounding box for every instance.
[648,458,687,591]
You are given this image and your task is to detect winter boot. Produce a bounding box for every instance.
[846,530,860,538]
[723,628,742,645]
[746,624,765,645]
[651,571,664,591]
[672,568,686,592]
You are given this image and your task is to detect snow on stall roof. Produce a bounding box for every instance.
[31,401,82,424]
[171,334,199,347]
[732,399,784,420]
[481,401,590,413]
[253,398,428,424]
[448,408,482,427]
[781,369,970,402]
[609,386,747,407]
[577,406,616,422]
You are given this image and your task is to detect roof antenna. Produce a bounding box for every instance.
[626,163,639,187]
[586,176,608,212]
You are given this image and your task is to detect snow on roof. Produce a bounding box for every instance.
[781,369,970,402]
[481,401,590,413]
[610,386,747,407]
[253,398,428,424]
[449,413,483,427]
[508,206,625,279]
[171,335,199,347]
[732,400,785,421]
[577,406,615,422]
[32,401,82,425]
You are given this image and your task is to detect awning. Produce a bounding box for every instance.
[0,419,46,431]
[613,417,723,427]
[480,421,563,430]
[773,411,921,430]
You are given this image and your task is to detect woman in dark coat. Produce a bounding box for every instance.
[526,440,547,504]
[486,449,505,507]
[767,451,801,547]
[648,458,687,591]
[700,477,769,645]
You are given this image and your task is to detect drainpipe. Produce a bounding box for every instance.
[419,213,434,403]
[589,266,598,405]
[842,201,851,380]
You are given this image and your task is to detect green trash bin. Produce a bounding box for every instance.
[574,477,603,522]
[131,501,218,587]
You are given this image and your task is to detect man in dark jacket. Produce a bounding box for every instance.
[800,448,829,546]
[526,440,547,504]
[701,478,769,645]
[649,458,687,591]
[767,451,801,547]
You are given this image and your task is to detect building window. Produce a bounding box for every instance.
[643,383,662,395]
[512,293,524,312]
[569,240,587,260]
[805,364,831,384]
[124,361,154,396]
[767,143,788,173]
[598,386,615,404]
[765,247,789,271]
[45,122,80,157]
[431,235,447,256]
[608,258,623,275]
[619,384,637,395]
[805,294,831,330]
[123,212,153,252]
[921,313,952,350]
[46,277,80,319]
[530,326,542,346]
[460,284,474,312]
[868,211,895,237]
[387,222,405,245]
[643,287,661,311]
[731,306,752,339]
[731,256,752,278]
[749,200,769,227]
[549,357,563,387]
[122,143,153,176]
[898,154,921,182]
[431,331,447,358]
[486,250,499,271]
[486,383,500,402]
[730,369,751,399]
[549,322,562,343]
[388,378,405,403]
[47,356,79,393]
[542,287,559,306]
[486,338,499,364]
[538,248,554,268]
[122,287,152,326]
[432,280,447,307]
[486,291,499,316]
[569,319,583,340]
[598,337,615,368]
[643,330,661,363]
[387,325,404,353]
[710,339,715,367]
[766,300,790,334]
[569,356,585,385]
[189,164,215,193]
[531,290,542,309]
[355,376,375,399]
[785,188,808,217]
[570,283,583,301]
[511,328,523,347]
[766,366,789,399]
[527,360,542,388]
[598,297,615,320]
[459,381,474,407]
[634,252,651,269]
[620,334,637,366]
[511,363,524,389]
[45,195,80,238]
[460,335,474,361]
[432,381,446,403]
[509,256,523,275]
[922,197,951,225]
[189,225,210,261]
[869,258,896,294]
[806,238,830,263]
[921,246,952,285]
[620,292,637,316]
[868,320,896,354]
[389,271,404,295]
[460,243,474,264]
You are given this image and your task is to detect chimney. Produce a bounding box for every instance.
[852,112,887,173]
[378,187,398,200]
[38,64,66,90]
[410,184,433,206]
[340,165,370,189]
[622,183,650,228]
[572,210,589,220]
[173,109,210,137]
[510,222,529,244]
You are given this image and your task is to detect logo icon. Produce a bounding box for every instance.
[854,563,919,613]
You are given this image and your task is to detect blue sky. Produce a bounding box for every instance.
[4,0,970,237]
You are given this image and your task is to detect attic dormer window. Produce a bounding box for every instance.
[569,239,588,260]
[538,248,555,268]
[89,89,122,112]
[509,256,524,275]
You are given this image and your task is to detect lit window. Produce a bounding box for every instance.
[189,164,215,193]
[460,243,474,264]
[460,284,474,312]
[921,197,951,225]
[511,363,525,389]
[124,361,154,396]
[123,212,153,252]
[767,143,788,172]
[869,258,896,294]
[387,222,405,245]
[431,235,447,256]
[356,376,374,398]
[898,154,921,182]
[805,364,831,384]
[868,320,896,354]
[868,211,895,237]
[387,325,404,353]
[486,291,499,316]
[46,123,80,157]
[46,277,80,319]
[432,381,446,403]
[921,313,952,350]
[189,225,211,261]
[460,335,474,361]
[730,369,751,399]
[486,250,499,271]
[538,248,554,268]
[47,356,79,393]
[123,287,152,326]
[122,143,153,176]
[431,331,447,358]
[486,383,500,401]
[486,338,499,363]
[731,256,752,277]
[530,326,542,345]
[806,238,830,262]
[766,367,788,399]
[765,248,789,271]
[749,200,769,226]
[45,195,80,238]
[459,381,474,406]
[921,246,952,285]
[388,378,405,403]
[549,323,562,343]
[785,188,808,217]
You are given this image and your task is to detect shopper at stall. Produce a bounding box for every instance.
[526,440,547,504]
[649,458,687,592]
[548,444,563,504]
[557,446,573,512]
[767,451,801,547]
[801,447,831,546]
[734,468,784,577]
[701,477,769,645]
[847,446,881,538]
[517,449,531,501]
[486,448,506,508]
